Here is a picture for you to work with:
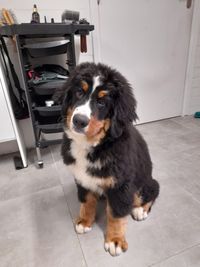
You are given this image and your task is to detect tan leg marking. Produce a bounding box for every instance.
[75,192,98,234]
[104,205,128,256]
[133,191,143,207]
[99,176,115,190]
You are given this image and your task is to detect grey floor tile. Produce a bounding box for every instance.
[151,245,200,267]
[0,153,17,175]
[137,116,200,160]
[27,147,54,166]
[0,147,54,175]
[152,145,200,203]
[0,186,86,267]
[61,173,79,221]
[148,130,199,159]
[185,183,200,203]
[152,147,200,183]
[50,144,62,160]
[172,115,200,132]
[137,118,193,139]
[0,164,60,202]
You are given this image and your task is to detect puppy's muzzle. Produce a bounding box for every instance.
[73,114,89,132]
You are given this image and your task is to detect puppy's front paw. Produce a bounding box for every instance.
[132,207,148,221]
[104,238,128,256]
[75,223,92,234]
[75,218,92,234]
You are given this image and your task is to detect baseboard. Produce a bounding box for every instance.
[0,139,18,155]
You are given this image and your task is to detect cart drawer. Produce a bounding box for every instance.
[37,123,63,133]
[34,105,61,116]
[24,40,70,58]
[32,80,66,96]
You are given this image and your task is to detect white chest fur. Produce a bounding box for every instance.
[67,139,104,195]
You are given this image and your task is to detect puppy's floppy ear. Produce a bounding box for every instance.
[52,85,66,105]
[110,81,138,138]
[52,74,77,106]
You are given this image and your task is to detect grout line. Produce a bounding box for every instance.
[50,146,89,267]
[180,185,200,206]
[148,243,200,267]
[61,185,89,267]
[0,148,63,205]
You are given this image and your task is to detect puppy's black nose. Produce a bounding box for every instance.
[73,114,89,129]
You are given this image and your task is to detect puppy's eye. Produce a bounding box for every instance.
[97,98,105,108]
[76,88,84,99]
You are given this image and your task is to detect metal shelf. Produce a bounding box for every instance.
[0,22,94,167]
[0,23,94,37]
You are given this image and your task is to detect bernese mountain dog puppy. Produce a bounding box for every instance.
[60,62,159,256]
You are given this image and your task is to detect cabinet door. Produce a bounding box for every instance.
[94,0,193,123]
[0,80,15,142]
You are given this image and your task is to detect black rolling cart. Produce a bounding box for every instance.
[0,23,94,167]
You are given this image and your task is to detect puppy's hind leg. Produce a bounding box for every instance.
[132,178,159,221]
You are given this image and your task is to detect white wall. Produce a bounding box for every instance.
[189,25,200,114]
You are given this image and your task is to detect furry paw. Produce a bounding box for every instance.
[104,238,128,256]
[75,223,92,234]
[132,207,148,221]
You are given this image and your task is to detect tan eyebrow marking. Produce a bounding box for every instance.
[81,81,89,92]
[98,90,108,98]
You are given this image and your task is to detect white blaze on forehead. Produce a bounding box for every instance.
[73,100,91,118]
[92,76,101,92]
[71,75,101,124]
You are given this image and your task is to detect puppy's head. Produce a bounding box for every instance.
[62,62,138,144]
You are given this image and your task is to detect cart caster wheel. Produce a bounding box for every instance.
[38,162,44,168]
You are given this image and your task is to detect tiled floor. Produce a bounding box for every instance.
[0,116,200,267]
